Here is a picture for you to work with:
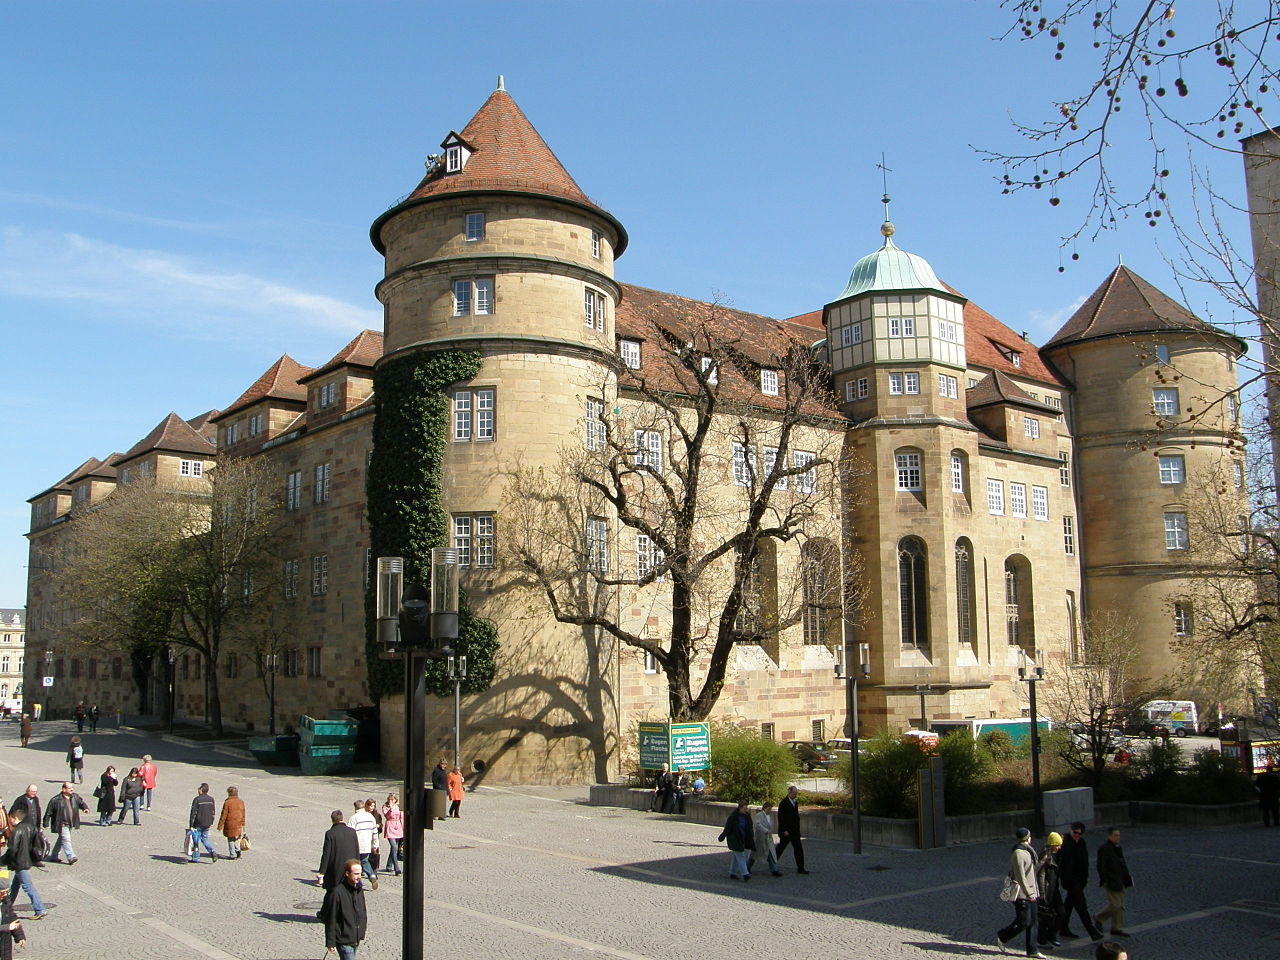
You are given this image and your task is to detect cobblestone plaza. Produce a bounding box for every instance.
[0,721,1276,959]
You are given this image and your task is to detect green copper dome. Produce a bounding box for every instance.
[838,223,946,299]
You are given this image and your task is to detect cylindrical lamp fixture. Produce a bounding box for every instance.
[430,548,460,647]
[376,556,405,647]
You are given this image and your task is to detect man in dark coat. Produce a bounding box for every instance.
[775,785,808,873]
[1257,763,1280,827]
[188,783,218,863]
[320,859,368,958]
[316,810,360,892]
[717,801,755,880]
[42,782,88,865]
[1059,822,1103,941]
[9,786,41,837]
[431,761,448,821]
[3,806,47,920]
[1095,827,1134,937]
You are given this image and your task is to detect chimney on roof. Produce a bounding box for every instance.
[1021,330,1029,341]
[497,75,505,91]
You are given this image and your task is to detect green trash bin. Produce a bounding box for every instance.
[298,743,357,775]
[426,787,447,820]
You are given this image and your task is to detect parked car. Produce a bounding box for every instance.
[786,740,836,772]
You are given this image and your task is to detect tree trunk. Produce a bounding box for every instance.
[205,651,224,735]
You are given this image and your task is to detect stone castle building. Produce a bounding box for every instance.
[23,85,1246,781]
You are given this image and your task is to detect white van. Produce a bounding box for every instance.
[1139,700,1199,736]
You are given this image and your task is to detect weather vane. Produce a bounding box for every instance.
[876,153,894,236]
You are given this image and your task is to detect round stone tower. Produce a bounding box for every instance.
[1042,266,1246,690]
[369,81,628,781]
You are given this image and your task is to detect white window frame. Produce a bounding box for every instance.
[226,422,239,445]
[938,374,957,399]
[888,373,903,395]
[857,377,869,399]
[700,356,718,384]
[763,446,787,490]
[895,452,922,492]
[731,443,756,487]
[248,413,263,437]
[1010,482,1027,518]
[319,383,338,408]
[1153,387,1179,417]
[793,451,817,494]
[633,430,663,472]
[1155,344,1170,364]
[179,460,203,478]
[1024,417,1040,439]
[454,388,495,443]
[591,229,601,258]
[636,534,666,583]
[643,650,658,674]
[585,398,606,451]
[311,554,329,596]
[987,478,1005,515]
[1059,451,1071,487]
[586,516,609,573]
[453,515,473,567]
[904,372,920,395]
[475,515,495,568]
[619,339,641,370]
[465,212,485,242]
[950,455,964,494]
[844,380,856,402]
[445,144,464,172]
[454,277,493,316]
[1164,512,1189,550]
[584,287,606,331]
[286,471,302,511]
[1174,601,1193,637]
[1158,454,1186,485]
[1031,485,1048,520]
[1063,515,1076,555]
[760,369,779,396]
[314,462,331,505]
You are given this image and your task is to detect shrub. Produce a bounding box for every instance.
[936,731,991,813]
[979,728,1016,762]
[1162,747,1255,804]
[1130,739,1182,796]
[860,732,927,818]
[707,725,797,803]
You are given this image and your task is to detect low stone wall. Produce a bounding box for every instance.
[1131,800,1256,826]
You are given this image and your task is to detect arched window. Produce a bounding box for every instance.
[801,539,840,646]
[955,538,976,652]
[898,537,929,653]
[1004,555,1035,655]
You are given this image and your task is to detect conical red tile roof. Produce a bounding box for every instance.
[372,87,626,254]
[212,355,312,423]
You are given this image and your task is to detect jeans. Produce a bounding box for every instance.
[189,827,216,862]
[144,787,153,809]
[117,797,141,824]
[50,825,77,862]
[8,869,45,914]
[727,849,750,878]
[385,837,401,875]
[998,898,1038,956]
[359,853,376,880]
[336,945,357,960]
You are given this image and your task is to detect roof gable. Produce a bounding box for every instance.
[298,330,383,384]
[213,355,313,423]
[119,412,216,463]
[966,370,1060,413]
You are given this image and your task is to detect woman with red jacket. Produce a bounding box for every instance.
[446,768,465,818]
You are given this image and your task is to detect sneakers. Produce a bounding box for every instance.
[996,935,1007,955]
[68,858,77,865]
[1028,953,1049,959]
[31,913,47,921]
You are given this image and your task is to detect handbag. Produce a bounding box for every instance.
[999,875,1020,902]
[183,829,194,857]
[237,835,251,852]
[92,786,103,799]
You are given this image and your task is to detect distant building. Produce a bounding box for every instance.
[23,85,1247,780]
[0,609,24,714]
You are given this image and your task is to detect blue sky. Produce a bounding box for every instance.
[0,1,1261,604]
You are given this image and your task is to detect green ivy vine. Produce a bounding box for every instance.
[365,347,500,701]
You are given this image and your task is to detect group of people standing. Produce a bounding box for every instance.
[717,785,808,880]
[996,823,1133,959]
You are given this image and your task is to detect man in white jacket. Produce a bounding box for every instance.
[749,802,782,876]
[348,800,379,890]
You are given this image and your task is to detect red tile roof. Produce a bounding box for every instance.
[298,330,383,384]
[966,370,1061,413]
[960,295,1067,386]
[212,355,312,423]
[185,410,221,441]
[1043,265,1242,351]
[29,456,102,500]
[119,412,217,463]
[372,88,626,254]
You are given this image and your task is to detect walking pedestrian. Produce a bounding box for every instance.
[364,799,383,876]
[320,859,368,959]
[2,806,47,920]
[18,715,30,748]
[431,760,448,820]
[446,766,465,818]
[88,703,99,733]
[9,786,43,865]
[381,793,403,877]
[216,786,245,860]
[66,736,84,784]
[717,801,755,880]
[775,785,808,873]
[1059,822,1103,941]
[139,755,158,810]
[996,827,1043,958]
[750,801,782,876]
[42,782,88,865]
[349,801,378,889]
[187,783,218,863]
[1257,762,1280,827]
[1036,832,1065,948]
[117,769,143,825]
[73,702,86,733]
[316,810,359,893]
[0,884,28,958]
[1094,827,1133,937]
[94,765,118,826]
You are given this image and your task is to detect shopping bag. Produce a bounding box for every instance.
[237,835,251,852]
[183,829,194,857]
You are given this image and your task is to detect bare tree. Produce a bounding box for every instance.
[1043,611,1159,787]
[59,457,287,734]
[504,303,859,721]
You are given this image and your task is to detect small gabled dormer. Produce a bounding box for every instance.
[441,132,473,174]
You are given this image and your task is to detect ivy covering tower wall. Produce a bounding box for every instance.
[365,347,499,701]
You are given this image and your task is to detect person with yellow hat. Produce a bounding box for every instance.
[1035,832,1066,949]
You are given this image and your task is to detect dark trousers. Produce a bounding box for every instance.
[775,833,805,871]
[998,898,1038,956]
[1061,883,1100,937]
[448,799,461,817]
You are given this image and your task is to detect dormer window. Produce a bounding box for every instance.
[700,356,718,385]
[446,145,464,172]
[760,369,779,396]
[619,339,641,370]
[995,343,1022,367]
[319,383,338,408]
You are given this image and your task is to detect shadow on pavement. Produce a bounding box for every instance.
[255,911,320,924]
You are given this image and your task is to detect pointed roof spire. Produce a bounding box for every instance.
[372,87,626,255]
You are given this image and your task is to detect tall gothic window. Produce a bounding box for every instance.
[955,538,976,653]
[898,537,929,654]
[801,539,839,646]
[1004,555,1035,654]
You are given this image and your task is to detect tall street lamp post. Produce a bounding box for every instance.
[265,652,278,736]
[377,550,459,960]
[834,641,870,854]
[446,654,467,772]
[1018,648,1045,835]
[913,679,933,731]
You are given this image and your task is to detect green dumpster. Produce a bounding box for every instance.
[298,743,357,775]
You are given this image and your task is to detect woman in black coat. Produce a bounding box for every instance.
[95,766,118,826]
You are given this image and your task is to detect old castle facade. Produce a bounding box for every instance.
[23,86,1246,781]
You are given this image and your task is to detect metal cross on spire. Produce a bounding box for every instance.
[876,154,895,238]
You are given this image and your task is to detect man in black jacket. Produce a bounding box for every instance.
[321,859,368,958]
[431,761,448,821]
[9,786,44,870]
[188,783,218,863]
[1059,822,1103,941]
[42,782,88,865]
[1095,827,1134,937]
[775,785,808,873]
[316,810,360,892]
[3,807,47,920]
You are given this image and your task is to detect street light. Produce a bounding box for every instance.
[376,549,459,960]
[913,677,933,731]
[43,650,53,721]
[447,654,468,772]
[167,647,176,734]
[1018,648,1045,835]
[834,640,870,854]
[265,652,279,736]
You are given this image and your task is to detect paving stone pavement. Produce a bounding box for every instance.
[0,720,1276,959]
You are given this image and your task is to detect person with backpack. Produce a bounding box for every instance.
[65,736,85,784]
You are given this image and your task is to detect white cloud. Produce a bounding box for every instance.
[1027,294,1087,341]
[0,227,379,337]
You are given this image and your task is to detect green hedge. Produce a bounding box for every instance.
[707,725,798,803]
